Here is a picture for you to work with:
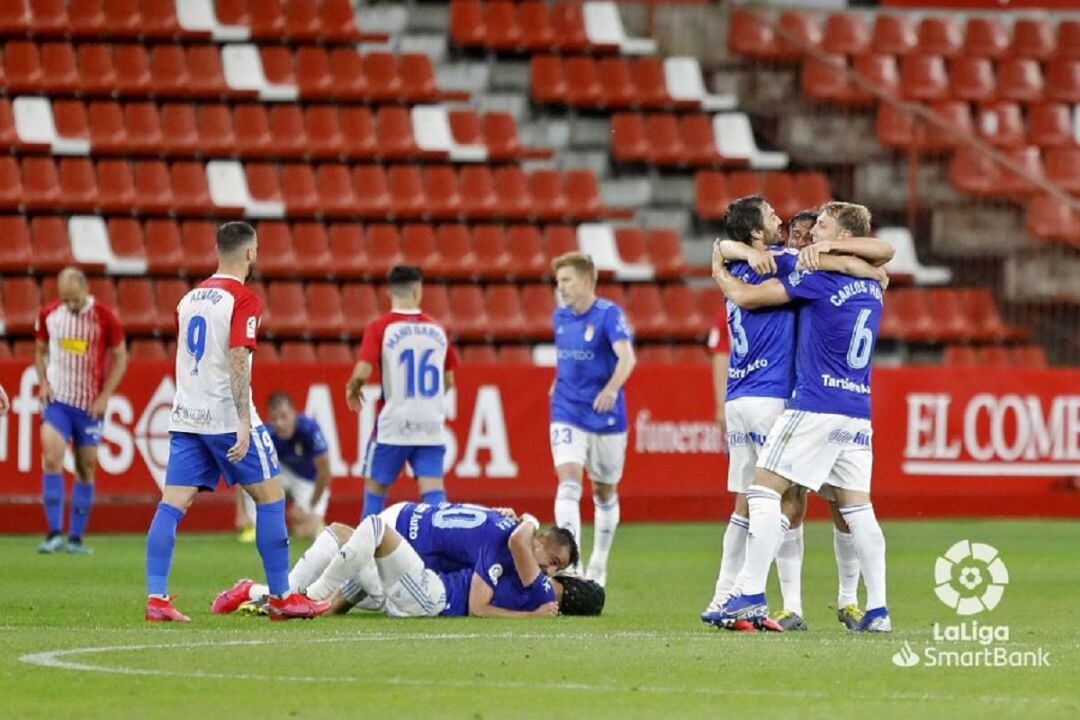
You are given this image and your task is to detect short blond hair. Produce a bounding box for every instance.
[551,251,596,281]
[822,202,872,237]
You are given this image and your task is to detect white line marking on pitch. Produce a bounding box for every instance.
[18,635,1060,705]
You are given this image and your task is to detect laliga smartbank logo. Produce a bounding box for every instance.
[891,540,1050,669]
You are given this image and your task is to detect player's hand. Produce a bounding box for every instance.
[0,384,9,415]
[493,507,519,521]
[39,382,54,407]
[747,247,777,276]
[89,394,110,419]
[875,267,890,290]
[592,388,617,413]
[798,240,833,271]
[345,380,364,412]
[227,426,251,463]
[715,405,727,434]
[533,601,559,617]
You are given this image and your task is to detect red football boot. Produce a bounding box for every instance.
[757,617,785,632]
[145,596,191,623]
[210,579,255,615]
[267,592,331,621]
[729,619,758,633]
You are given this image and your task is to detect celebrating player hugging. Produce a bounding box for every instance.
[707,200,894,634]
[549,252,637,587]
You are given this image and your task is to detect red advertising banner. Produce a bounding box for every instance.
[1,360,1077,532]
[884,1,1080,7]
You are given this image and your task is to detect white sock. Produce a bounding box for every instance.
[833,527,861,607]
[306,515,386,601]
[734,486,785,596]
[776,524,804,616]
[712,512,749,600]
[287,527,341,593]
[587,494,619,574]
[554,478,583,566]
[840,504,887,611]
[248,582,269,602]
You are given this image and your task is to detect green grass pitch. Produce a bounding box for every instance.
[1,520,1077,719]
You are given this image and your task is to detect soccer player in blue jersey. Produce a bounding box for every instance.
[549,252,637,586]
[237,391,332,541]
[703,198,891,632]
[711,202,892,633]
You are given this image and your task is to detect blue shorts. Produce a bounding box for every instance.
[165,426,280,491]
[43,402,102,448]
[362,441,446,486]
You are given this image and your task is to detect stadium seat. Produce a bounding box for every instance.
[365,53,403,103]
[30,0,70,36]
[963,17,1009,60]
[42,43,79,94]
[872,14,917,56]
[520,284,556,337]
[996,145,1045,197]
[401,223,442,275]
[305,282,345,338]
[1046,58,1080,103]
[482,111,537,161]
[87,100,126,153]
[823,13,869,56]
[304,105,346,159]
[543,225,578,267]
[328,224,367,278]
[626,284,668,339]
[450,0,484,47]
[77,43,117,95]
[506,225,548,278]
[796,171,832,208]
[253,222,296,277]
[943,345,978,366]
[777,10,820,59]
[0,99,17,151]
[469,224,512,278]
[95,159,135,213]
[266,282,308,337]
[268,105,308,159]
[680,114,723,165]
[917,17,962,58]
[317,342,354,364]
[674,345,709,364]
[530,55,567,105]
[564,170,606,220]
[1010,19,1055,60]
[233,105,274,157]
[881,287,934,342]
[461,345,498,364]
[962,288,1016,341]
[448,285,488,340]
[292,222,333,277]
[900,55,949,101]
[143,219,185,274]
[520,1,557,53]
[926,288,973,341]
[21,157,62,211]
[565,56,603,108]
[434,224,478,280]
[314,164,356,217]
[125,101,165,155]
[484,1,523,52]
[1044,146,1080,193]
[596,282,626,309]
[728,8,774,59]
[998,58,1044,103]
[550,1,589,53]
[632,57,673,108]
[493,166,532,221]
[376,106,418,161]
[802,54,858,105]
[4,41,44,94]
[0,216,32,272]
[388,165,426,219]
[260,342,282,363]
[365,224,405,276]
[1028,103,1074,147]
[948,145,1003,197]
[171,161,214,215]
[1,277,41,333]
[29,216,74,272]
[107,217,147,266]
[340,283,379,336]
[611,114,649,164]
[498,345,533,364]
[486,284,528,339]
[419,283,450,325]
[129,339,168,361]
[116,278,159,334]
[351,165,391,217]
[0,157,21,209]
[662,285,705,337]
[975,102,1025,148]
[58,158,99,212]
[977,345,1012,366]
[179,221,217,275]
[695,171,730,221]
[423,165,464,220]
[1026,194,1080,245]
[1012,345,1047,367]
[645,229,687,279]
[636,345,674,363]
[280,341,317,362]
[950,57,996,102]
[597,57,637,108]
[87,277,118,309]
[458,165,499,220]
[1057,21,1080,59]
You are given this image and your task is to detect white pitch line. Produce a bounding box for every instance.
[18,635,1062,706]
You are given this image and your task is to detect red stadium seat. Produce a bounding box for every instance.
[254,222,296,277]
[520,1,556,52]
[107,216,146,264]
[943,345,977,366]
[626,285,668,339]
[0,157,21,209]
[596,282,626,309]
[975,102,1025,148]
[435,224,478,280]
[314,164,356,217]
[796,171,832,208]
[31,0,69,35]
[1045,146,1080,193]
[185,45,227,97]
[1056,21,1080,59]
[132,160,173,213]
[853,54,900,103]
[493,166,532,221]
[695,171,731,221]
[87,277,117,309]
[520,284,556,337]
[542,225,578,267]
[597,57,637,108]
[423,165,463,220]
[963,17,1009,60]
[194,104,237,157]
[291,222,333,276]
[1,277,42,333]
[296,46,334,99]
[762,172,800,219]
[400,53,441,103]
[259,342,282,363]
[803,54,858,105]
[455,110,490,153]
[822,13,870,56]
[305,106,345,159]
[564,170,605,221]
[29,216,74,272]
[485,285,528,339]
[149,44,189,96]
[674,345,709,364]
[144,219,185,274]
[171,161,213,214]
[280,341,317,362]
[234,104,273,156]
[365,224,405,276]
[728,8,773,59]
[1011,345,1047,367]
[917,17,962,58]
[997,58,1044,103]
[1046,59,1080,103]
[506,225,547,279]
[565,56,603,108]
[680,114,723,165]
[611,114,649,164]
[550,1,588,53]
[0,99,17,151]
[401,223,441,275]
[126,101,166,155]
[498,345,533,364]
[317,342,354,364]
[636,345,674,364]
[948,145,1002,197]
[961,288,1014,342]
[459,165,499,220]
[388,165,426,219]
[461,345,497,364]
[41,42,79,93]
[376,106,418,160]
[87,100,126,153]
[631,57,673,108]
[1026,194,1080,245]
[925,288,973,341]
[485,1,523,52]
[116,278,159,334]
[340,107,378,159]
[305,282,345,338]
[129,339,168,360]
[644,114,686,166]
[77,43,117,95]
[450,0,484,47]
[448,285,488,340]
[662,285,705,337]
[96,159,136,212]
[268,105,308,159]
[420,283,450,325]
[646,229,687,279]
[613,227,648,268]
[179,221,217,275]
[328,47,366,100]
[21,157,61,211]
[900,55,949,101]
[470,225,512,278]
[58,158,98,212]
[880,287,934,342]
[977,346,1011,366]
[777,11,821,59]
[1028,103,1074,148]
[1010,19,1055,60]
[4,41,43,94]
[341,283,379,336]
[0,216,32,272]
[364,53,403,102]
[351,165,391,217]
[328,224,367,279]
[113,44,152,95]
[949,57,996,103]
[266,282,308,337]
[872,14,917,56]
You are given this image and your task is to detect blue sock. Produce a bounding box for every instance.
[421,489,446,506]
[146,503,185,597]
[42,473,64,536]
[69,483,95,541]
[255,499,290,597]
[362,490,386,519]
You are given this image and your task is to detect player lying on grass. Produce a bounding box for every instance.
[213,502,603,618]
[703,197,891,632]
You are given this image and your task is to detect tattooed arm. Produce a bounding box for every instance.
[226,347,252,463]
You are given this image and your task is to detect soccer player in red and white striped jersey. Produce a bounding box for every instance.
[34,267,127,555]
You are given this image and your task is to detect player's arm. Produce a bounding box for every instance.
[712,256,791,310]
[226,347,252,462]
[444,369,455,393]
[345,360,373,412]
[593,339,635,414]
[714,239,777,276]
[815,254,890,289]
[712,350,729,431]
[468,573,558,618]
[34,339,53,405]
[310,452,331,507]
[799,236,895,270]
[90,342,128,419]
[507,515,543,586]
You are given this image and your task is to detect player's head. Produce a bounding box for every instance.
[534,526,579,576]
[266,391,297,438]
[813,202,872,245]
[216,221,258,281]
[553,575,605,616]
[387,265,423,308]
[723,195,782,247]
[56,267,89,313]
[787,209,818,250]
[552,252,596,308]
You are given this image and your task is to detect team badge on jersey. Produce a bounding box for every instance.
[246,316,257,339]
[584,324,595,342]
[488,563,503,586]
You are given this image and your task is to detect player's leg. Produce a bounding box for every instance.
[67,442,100,554]
[550,422,587,572]
[413,444,448,506]
[38,405,71,552]
[707,493,748,610]
[235,490,256,543]
[829,499,863,629]
[372,528,447,618]
[360,440,406,519]
[282,470,323,539]
[583,431,626,586]
[306,513,389,602]
[774,485,807,629]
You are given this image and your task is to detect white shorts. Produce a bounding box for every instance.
[377,539,447,618]
[725,396,786,494]
[549,422,627,485]
[242,465,329,520]
[757,409,873,495]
